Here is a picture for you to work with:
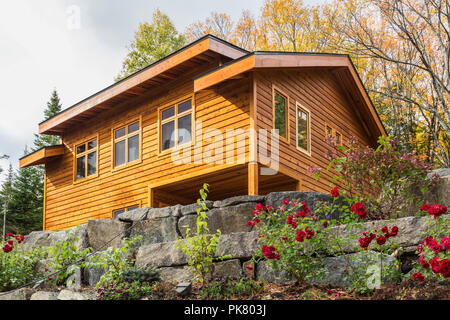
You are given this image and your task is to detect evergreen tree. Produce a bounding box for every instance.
[33,89,62,150]
[0,164,16,235]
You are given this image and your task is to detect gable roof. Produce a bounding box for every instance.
[194,51,386,140]
[39,35,249,135]
[38,35,385,141]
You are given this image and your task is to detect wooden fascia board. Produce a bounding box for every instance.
[19,145,65,168]
[39,37,247,135]
[194,55,256,92]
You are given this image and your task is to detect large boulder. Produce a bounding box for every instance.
[256,260,294,285]
[0,288,35,300]
[215,231,258,260]
[324,215,448,254]
[130,215,179,246]
[57,289,92,300]
[116,207,149,222]
[180,201,214,216]
[178,203,256,237]
[316,251,400,288]
[212,259,243,279]
[21,231,53,252]
[214,195,265,208]
[30,291,59,300]
[87,219,131,251]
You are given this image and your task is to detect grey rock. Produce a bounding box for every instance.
[83,255,107,286]
[57,289,91,300]
[316,251,399,288]
[176,282,192,297]
[46,224,90,252]
[130,215,179,246]
[135,241,188,268]
[21,231,52,252]
[30,291,59,300]
[215,231,258,260]
[0,288,35,300]
[212,259,243,279]
[178,203,256,237]
[116,207,149,222]
[218,195,265,208]
[33,259,58,289]
[87,218,131,251]
[66,265,82,291]
[180,201,214,216]
[256,260,294,285]
[158,266,194,283]
[427,168,450,179]
[325,215,449,253]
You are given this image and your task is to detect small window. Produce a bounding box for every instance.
[326,125,333,138]
[113,119,141,168]
[335,131,342,146]
[273,90,288,139]
[113,204,140,218]
[296,103,310,154]
[325,122,344,146]
[160,99,193,152]
[75,137,98,180]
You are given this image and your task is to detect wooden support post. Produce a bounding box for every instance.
[148,187,155,208]
[248,162,259,195]
[296,179,302,191]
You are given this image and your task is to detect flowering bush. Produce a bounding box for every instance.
[0,233,45,292]
[313,135,436,219]
[252,199,327,283]
[415,234,449,281]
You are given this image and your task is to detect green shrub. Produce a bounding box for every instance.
[120,266,160,283]
[176,183,231,283]
[0,233,45,292]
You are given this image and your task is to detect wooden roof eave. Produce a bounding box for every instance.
[19,145,65,168]
[194,53,386,139]
[38,36,248,136]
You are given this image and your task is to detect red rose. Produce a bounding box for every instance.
[376,235,387,246]
[296,211,307,218]
[439,259,450,278]
[287,215,293,225]
[420,203,431,211]
[413,272,425,282]
[323,221,328,228]
[245,265,253,270]
[331,187,339,198]
[441,236,450,250]
[305,227,315,239]
[283,199,290,205]
[381,226,389,234]
[296,230,306,242]
[7,240,13,246]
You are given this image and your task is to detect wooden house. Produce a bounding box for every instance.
[19,35,386,231]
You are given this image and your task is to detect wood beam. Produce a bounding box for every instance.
[248,162,259,195]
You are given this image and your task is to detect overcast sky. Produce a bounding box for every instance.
[0,0,324,180]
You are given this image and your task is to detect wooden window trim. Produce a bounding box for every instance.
[272,85,290,144]
[73,133,99,184]
[111,115,143,172]
[324,122,343,146]
[295,102,311,156]
[111,200,142,218]
[157,95,195,156]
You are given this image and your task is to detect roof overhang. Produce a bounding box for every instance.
[19,145,65,168]
[194,52,387,139]
[39,35,248,136]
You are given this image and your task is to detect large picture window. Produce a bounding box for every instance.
[113,118,141,168]
[160,98,193,152]
[273,87,289,140]
[296,103,311,155]
[75,137,98,180]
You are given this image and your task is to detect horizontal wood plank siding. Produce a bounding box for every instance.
[255,69,372,193]
[44,73,251,230]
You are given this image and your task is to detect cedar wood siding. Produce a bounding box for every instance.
[44,69,251,230]
[254,69,373,194]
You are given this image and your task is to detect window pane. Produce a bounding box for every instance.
[128,134,139,162]
[76,144,86,154]
[274,92,287,138]
[178,114,192,145]
[113,209,125,218]
[128,122,139,134]
[178,100,192,114]
[162,121,175,151]
[115,127,126,139]
[87,151,97,176]
[162,107,175,120]
[76,156,85,180]
[115,140,126,166]
[127,206,139,212]
[88,139,97,150]
[326,126,332,136]
[336,132,342,145]
[297,109,308,151]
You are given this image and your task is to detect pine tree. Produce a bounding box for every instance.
[0,164,16,235]
[33,89,62,150]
